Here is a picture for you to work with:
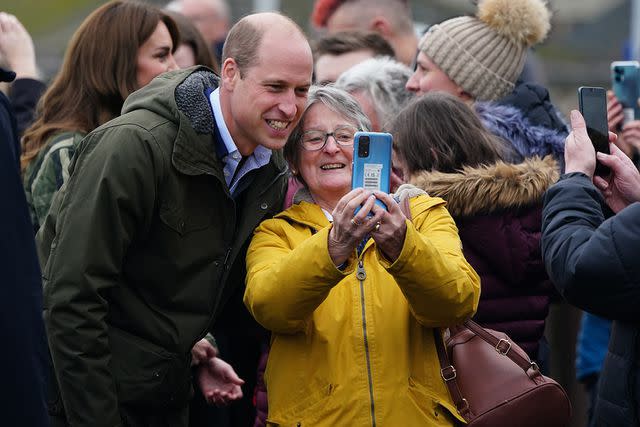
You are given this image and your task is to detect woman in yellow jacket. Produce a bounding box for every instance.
[244,85,480,426]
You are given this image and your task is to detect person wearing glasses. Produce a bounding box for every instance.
[243,85,480,426]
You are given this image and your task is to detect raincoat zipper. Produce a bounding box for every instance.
[356,258,377,427]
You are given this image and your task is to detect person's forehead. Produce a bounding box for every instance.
[245,32,313,84]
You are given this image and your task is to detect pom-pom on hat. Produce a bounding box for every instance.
[420,0,551,101]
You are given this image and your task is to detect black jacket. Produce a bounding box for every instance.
[542,172,640,426]
[499,80,568,135]
[0,67,49,427]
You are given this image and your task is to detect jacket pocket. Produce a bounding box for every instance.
[407,377,465,426]
[159,203,213,236]
[266,382,339,426]
[108,326,192,408]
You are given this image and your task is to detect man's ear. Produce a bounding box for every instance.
[370,16,393,37]
[221,58,240,89]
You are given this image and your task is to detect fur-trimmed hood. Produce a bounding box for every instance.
[475,101,566,170]
[409,155,559,218]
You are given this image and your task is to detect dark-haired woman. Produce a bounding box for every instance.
[22,0,179,231]
[391,92,558,363]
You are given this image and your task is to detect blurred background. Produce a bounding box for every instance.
[0,1,631,426]
[0,0,633,120]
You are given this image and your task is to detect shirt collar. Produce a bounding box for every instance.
[209,87,237,157]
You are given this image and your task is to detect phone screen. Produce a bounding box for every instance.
[578,87,610,175]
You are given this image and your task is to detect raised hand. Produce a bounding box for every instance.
[594,143,640,213]
[0,12,38,78]
[328,188,384,266]
[370,191,407,263]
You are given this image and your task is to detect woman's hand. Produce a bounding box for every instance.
[370,191,407,263]
[328,189,384,266]
[607,90,624,132]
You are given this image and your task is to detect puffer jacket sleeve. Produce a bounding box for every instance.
[542,173,640,321]
[380,195,480,327]
[244,220,347,334]
[39,124,163,427]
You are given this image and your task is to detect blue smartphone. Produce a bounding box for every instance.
[611,61,640,128]
[578,86,610,176]
[351,131,392,211]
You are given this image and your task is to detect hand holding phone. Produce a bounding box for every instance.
[611,61,640,128]
[351,132,392,211]
[578,86,610,176]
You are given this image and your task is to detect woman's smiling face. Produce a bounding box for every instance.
[298,103,357,208]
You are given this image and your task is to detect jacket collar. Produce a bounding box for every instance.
[172,68,224,177]
[409,156,559,217]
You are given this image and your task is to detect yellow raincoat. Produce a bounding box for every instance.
[245,195,480,426]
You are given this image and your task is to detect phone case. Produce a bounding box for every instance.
[611,61,640,124]
[578,86,610,176]
[352,131,392,210]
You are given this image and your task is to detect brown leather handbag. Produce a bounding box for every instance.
[434,320,571,427]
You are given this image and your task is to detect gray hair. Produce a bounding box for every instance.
[284,85,371,177]
[335,56,414,130]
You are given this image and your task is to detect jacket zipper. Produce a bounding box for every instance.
[356,259,377,427]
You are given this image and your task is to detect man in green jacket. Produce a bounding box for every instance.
[37,12,313,427]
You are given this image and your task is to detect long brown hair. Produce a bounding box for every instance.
[389,92,507,175]
[21,0,179,171]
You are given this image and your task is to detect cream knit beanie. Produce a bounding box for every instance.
[420,0,551,101]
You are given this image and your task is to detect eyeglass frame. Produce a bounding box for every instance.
[300,125,359,151]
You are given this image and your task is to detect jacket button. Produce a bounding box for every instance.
[260,202,268,210]
[214,261,220,267]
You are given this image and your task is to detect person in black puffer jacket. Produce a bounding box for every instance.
[542,110,640,427]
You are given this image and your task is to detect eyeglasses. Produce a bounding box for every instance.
[301,125,357,151]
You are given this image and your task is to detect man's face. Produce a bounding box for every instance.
[223,31,313,155]
[314,50,376,85]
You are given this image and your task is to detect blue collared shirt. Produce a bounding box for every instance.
[208,88,272,195]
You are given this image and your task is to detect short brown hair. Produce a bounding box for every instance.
[313,31,395,60]
[222,12,305,77]
[21,0,179,170]
[389,92,507,175]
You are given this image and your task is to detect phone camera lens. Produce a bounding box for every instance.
[358,136,370,157]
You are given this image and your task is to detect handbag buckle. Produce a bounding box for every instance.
[441,365,457,381]
[495,338,511,355]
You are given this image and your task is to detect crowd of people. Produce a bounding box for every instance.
[2,0,640,426]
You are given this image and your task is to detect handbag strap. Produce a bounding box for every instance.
[433,328,472,419]
[433,320,543,419]
[462,319,539,373]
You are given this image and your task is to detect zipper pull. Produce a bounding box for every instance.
[356,260,366,280]
[223,247,232,269]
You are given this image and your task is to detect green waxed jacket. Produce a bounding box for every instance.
[37,67,287,427]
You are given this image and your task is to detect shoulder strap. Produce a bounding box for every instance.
[433,319,543,420]
[433,328,472,420]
